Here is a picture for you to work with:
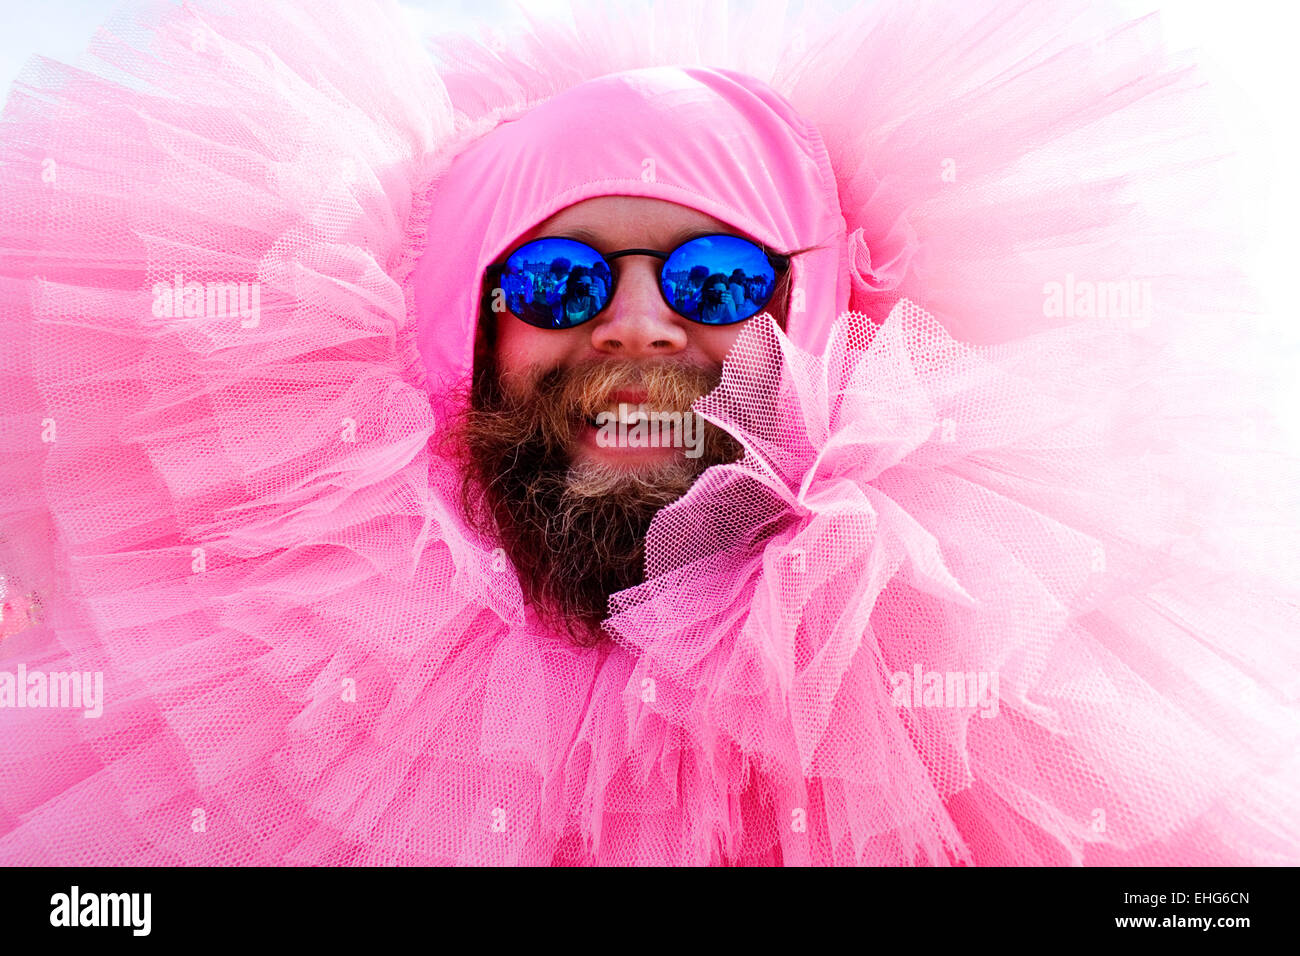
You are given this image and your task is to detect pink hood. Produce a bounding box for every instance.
[411,65,851,396]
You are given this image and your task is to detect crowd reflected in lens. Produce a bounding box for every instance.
[500,234,779,329]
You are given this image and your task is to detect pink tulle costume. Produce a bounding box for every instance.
[1,0,1298,866]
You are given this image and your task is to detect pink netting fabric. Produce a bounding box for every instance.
[0,0,1297,865]
[609,304,1300,864]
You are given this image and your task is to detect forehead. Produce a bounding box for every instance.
[511,195,753,251]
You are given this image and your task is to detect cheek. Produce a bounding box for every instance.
[494,314,569,382]
[692,325,745,364]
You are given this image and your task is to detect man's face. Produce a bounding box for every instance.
[490,196,786,468]
[455,196,788,644]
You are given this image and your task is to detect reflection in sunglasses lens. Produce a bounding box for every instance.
[664,235,777,325]
[504,238,609,329]
[503,234,778,328]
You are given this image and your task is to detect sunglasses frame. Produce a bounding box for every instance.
[489,232,792,329]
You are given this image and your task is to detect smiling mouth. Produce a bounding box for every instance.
[570,404,693,463]
[583,403,656,428]
[579,386,653,429]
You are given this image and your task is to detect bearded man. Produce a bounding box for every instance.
[2,0,1298,868]
[411,65,847,656]
[452,195,784,644]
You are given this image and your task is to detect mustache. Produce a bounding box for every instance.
[487,357,722,450]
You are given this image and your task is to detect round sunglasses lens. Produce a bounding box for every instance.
[501,237,610,328]
[663,234,778,324]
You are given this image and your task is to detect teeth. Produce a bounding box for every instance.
[615,403,648,425]
[585,403,680,427]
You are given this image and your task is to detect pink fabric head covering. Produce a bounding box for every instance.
[412,65,850,397]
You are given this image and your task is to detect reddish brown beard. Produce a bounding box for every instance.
[444,352,743,646]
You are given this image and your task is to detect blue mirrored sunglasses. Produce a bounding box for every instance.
[490,233,791,330]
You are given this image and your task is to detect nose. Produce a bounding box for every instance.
[589,255,688,356]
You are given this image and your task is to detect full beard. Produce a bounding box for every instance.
[446,353,743,646]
